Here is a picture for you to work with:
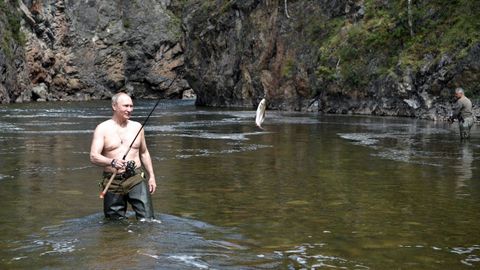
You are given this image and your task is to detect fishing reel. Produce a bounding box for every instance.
[124,160,136,178]
[447,114,454,123]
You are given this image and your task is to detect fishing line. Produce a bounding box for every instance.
[122,74,178,160]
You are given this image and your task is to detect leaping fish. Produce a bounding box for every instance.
[255,98,266,129]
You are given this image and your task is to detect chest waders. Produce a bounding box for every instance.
[100,75,178,220]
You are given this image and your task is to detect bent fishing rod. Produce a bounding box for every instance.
[100,75,178,198]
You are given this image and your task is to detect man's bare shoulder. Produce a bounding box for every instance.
[95,119,114,131]
[128,120,142,129]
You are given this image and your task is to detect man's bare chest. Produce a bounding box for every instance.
[104,126,139,149]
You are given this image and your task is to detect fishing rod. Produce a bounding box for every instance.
[100,75,179,198]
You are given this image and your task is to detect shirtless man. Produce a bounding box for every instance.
[90,92,156,220]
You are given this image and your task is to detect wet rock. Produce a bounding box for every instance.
[0,84,9,104]
[182,89,196,99]
[16,89,33,103]
[345,0,365,23]
[181,0,479,120]
[2,0,188,103]
[32,83,48,101]
[404,98,420,110]
[1,0,479,123]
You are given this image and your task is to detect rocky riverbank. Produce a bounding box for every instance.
[1,0,191,103]
[182,0,479,121]
[1,0,479,120]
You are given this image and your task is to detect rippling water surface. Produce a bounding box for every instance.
[0,100,479,269]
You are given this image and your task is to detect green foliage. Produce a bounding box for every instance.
[311,0,480,93]
[123,18,131,29]
[282,58,295,78]
[1,38,11,58]
[0,0,25,58]
[165,9,183,41]
[396,0,479,67]
[219,0,234,14]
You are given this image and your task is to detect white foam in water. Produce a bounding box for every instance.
[271,117,320,125]
[11,256,28,261]
[146,119,260,133]
[276,243,361,269]
[168,255,210,269]
[3,113,68,118]
[23,122,81,126]
[146,125,178,132]
[0,174,14,180]
[373,149,443,167]
[176,132,250,141]
[338,133,382,145]
[451,245,480,255]
[0,122,23,132]
[3,113,108,119]
[6,213,279,269]
[338,128,462,167]
[174,131,273,141]
[76,115,110,119]
[374,149,412,162]
[399,244,480,267]
[170,144,272,160]
[139,218,162,224]
[208,240,247,250]
[37,239,79,256]
[21,130,93,134]
[139,252,160,259]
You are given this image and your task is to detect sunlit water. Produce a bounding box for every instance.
[0,100,479,269]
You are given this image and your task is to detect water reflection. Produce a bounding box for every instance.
[0,101,479,269]
[5,213,282,269]
[457,143,473,182]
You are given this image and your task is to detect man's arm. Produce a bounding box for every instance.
[451,100,463,120]
[90,125,108,166]
[139,129,157,193]
[90,124,123,169]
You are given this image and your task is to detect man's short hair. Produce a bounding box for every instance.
[111,92,130,105]
[455,87,464,94]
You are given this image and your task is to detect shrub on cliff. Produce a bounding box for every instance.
[315,0,480,98]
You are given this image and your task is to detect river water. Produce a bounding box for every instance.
[0,100,479,269]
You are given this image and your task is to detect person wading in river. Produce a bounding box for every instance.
[90,92,156,220]
[449,87,474,140]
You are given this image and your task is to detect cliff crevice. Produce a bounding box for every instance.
[1,0,479,120]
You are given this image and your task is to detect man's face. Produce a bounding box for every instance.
[113,94,133,120]
[455,91,463,99]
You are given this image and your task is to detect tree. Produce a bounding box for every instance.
[284,0,291,19]
[408,0,414,36]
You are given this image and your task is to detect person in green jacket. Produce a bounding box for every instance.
[449,88,474,140]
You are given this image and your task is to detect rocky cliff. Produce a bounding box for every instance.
[182,0,480,120]
[1,0,479,120]
[0,0,191,103]
[0,0,27,103]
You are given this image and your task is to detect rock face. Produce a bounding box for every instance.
[0,0,29,104]
[182,0,479,120]
[1,0,191,103]
[1,0,479,121]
